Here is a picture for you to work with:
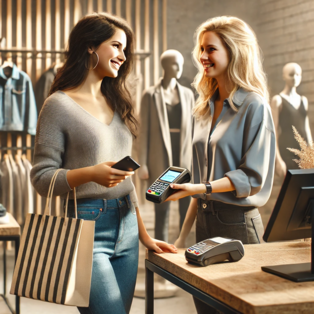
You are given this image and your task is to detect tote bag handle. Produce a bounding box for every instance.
[43,169,77,218]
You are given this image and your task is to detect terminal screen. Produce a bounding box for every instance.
[160,170,181,183]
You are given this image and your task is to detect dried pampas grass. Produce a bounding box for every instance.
[287,126,314,169]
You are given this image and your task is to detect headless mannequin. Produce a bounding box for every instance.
[138,49,192,242]
[271,63,312,176]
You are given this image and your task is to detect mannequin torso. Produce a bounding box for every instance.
[271,62,312,176]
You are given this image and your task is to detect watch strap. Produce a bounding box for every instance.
[204,182,212,195]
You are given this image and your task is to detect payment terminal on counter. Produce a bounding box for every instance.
[146,166,191,203]
[185,237,245,267]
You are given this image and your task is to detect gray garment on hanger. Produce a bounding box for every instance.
[16,156,27,223]
[9,156,23,225]
[278,95,309,169]
[0,157,13,214]
[34,66,57,115]
[22,157,34,215]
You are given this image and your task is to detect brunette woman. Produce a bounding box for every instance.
[31,13,176,314]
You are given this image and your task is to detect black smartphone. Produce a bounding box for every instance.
[111,156,140,171]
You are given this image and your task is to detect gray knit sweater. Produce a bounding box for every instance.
[30,91,138,207]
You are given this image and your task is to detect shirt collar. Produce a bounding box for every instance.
[209,87,249,108]
[0,63,20,80]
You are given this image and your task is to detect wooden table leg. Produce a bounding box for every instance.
[145,260,154,314]
[15,237,20,314]
[3,241,6,296]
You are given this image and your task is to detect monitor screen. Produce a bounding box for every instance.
[262,169,314,282]
[160,170,181,183]
[263,169,314,242]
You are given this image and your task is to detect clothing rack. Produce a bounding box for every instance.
[0,48,66,57]
[0,147,34,150]
[0,133,33,162]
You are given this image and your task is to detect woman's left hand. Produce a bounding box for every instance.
[165,183,205,201]
[143,237,178,254]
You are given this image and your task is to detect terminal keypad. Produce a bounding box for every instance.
[148,181,169,195]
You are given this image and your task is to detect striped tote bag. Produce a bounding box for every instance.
[10,169,95,306]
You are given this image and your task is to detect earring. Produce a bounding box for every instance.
[92,51,99,69]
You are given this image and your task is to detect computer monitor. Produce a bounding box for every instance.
[262,169,314,282]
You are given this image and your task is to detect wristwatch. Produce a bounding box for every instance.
[204,182,212,195]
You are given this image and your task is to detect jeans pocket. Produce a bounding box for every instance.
[245,212,264,244]
[77,208,102,221]
[251,214,264,243]
[215,210,245,226]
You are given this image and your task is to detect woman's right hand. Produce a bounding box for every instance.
[91,161,134,188]
[165,183,206,201]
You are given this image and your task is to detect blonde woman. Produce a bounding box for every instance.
[166,16,276,314]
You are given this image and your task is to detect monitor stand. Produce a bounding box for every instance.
[262,207,314,282]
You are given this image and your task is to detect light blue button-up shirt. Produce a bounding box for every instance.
[0,64,37,135]
[192,88,276,207]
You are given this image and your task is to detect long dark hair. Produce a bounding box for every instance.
[50,12,138,137]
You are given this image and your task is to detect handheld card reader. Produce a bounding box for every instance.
[185,237,244,267]
[146,166,191,203]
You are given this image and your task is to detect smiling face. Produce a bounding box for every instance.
[199,31,230,81]
[91,28,127,78]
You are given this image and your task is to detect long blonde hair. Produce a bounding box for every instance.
[192,16,268,118]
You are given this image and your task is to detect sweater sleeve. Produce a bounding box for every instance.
[129,188,139,208]
[30,95,72,197]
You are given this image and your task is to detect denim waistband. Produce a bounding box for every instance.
[199,199,255,213]
[68,194,131,210]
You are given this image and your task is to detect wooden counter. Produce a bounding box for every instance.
[0,213,20,314]
[146,241,314,314]
[0,213,20,236]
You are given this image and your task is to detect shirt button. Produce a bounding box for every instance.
[202,203,207,209]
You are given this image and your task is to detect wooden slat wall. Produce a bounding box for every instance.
[0,0,168,214]
[0,0,166,93]
[0,0,167,155]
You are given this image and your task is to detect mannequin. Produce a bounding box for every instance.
[138,49,194,242]
[271,62,312,176]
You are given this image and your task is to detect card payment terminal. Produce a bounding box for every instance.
[185,237,244,267]
[146,166,191,203]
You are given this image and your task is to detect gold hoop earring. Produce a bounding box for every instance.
[92,51,99,69]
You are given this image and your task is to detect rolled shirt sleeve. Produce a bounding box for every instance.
[225,117,275,198]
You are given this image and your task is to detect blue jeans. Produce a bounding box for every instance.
[67,195,139,314]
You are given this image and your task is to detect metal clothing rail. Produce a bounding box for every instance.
[0,48,66,54]
[0,48,151,59]
[0,146,34,150]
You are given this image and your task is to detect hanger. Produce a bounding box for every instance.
[15,154,21,163]
[1,59,14,69]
